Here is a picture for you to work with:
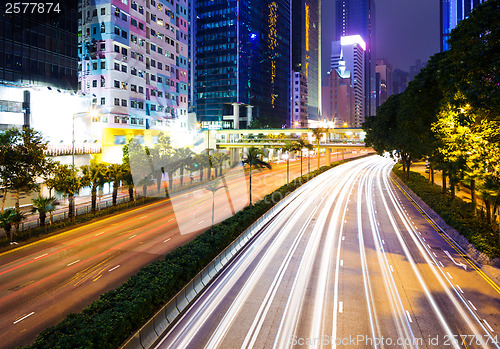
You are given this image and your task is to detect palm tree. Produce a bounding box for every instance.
[282,141,300,185]
[296,139,314,177]
[31,196,58,227]
[242,148,271,206]
[193,153,210,182]
[174,147,194,186]
[210,152,229,178]
[311,127,329,169]
[106,163,126,206]
[52,163,81,220]
[0,208,15,242]
[204,178,226,235]
[81,159,108,211]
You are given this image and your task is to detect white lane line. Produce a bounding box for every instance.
[168,218,174,222]
[128,234,137,239]
[406,310,413,323]
[484,319,494,332]
[34,253,48,260]
[139,215,148,220]
[340,260,344,267]
[456,285,464,293]
[344,220,347,223]
[198,221,204,225]
[339,301,343,313]
[342,236,345,241]
[108,265,120,272]
[422,237,426,241]
[447,272,453,279]
[382,239,385,244]
[95,232,104,236]
[468,300,477,311]
[439,261,445,268]
[163,238,171,243]
[433,252,437,257]
[67,260,80,267]
[390,265,394,273]
[443,250,467,270]
[427,243,432,249]
[13,312,35,324]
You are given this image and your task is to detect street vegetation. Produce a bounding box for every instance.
[363,0,500,254]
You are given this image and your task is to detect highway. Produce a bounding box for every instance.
[0,150,366,348]
[156,156,500,349]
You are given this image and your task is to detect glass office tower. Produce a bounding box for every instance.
[440,0,486,51]
[196,0,291,128]
[292,0,321,123]
[335,0,375,119]
[0,1,78,90]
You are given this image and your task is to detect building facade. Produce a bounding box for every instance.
[322,68,352,127]
[195,0,291,129]
[292,0,320,122]
[440,0,487,51]
[0,2,78,91]
[330,35,365,128]
[291,72,308,127]
[335,0,375,117]
[375,58,392,108]
[78,0,189,160]
[392,69,408,95]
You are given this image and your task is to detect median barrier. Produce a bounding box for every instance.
[193,274,204,294]
[153,308,169,336]
[185,280,196,303]
[165,301,179,323]
[201,268,211,286]
[139,318,158,349]
[176,289,188,312]
[122,333,142,349]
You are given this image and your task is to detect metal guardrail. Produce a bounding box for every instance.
[120,189,297,349]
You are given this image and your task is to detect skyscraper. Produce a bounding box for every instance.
[292,0,321,122]
[78,0,189,145]
[335,0,375,117]
[440,0,487,51]
[0,2,78,90]
[375,58,392,107]
[195,0,291,129]
[329,35,365,127]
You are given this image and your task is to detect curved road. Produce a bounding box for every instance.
[156,156,500,349]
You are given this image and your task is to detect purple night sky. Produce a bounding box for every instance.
[321,0,440,76]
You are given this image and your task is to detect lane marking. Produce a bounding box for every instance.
[139,215,148,220]
[342,236,345,241]
[439,261,445,268]
[340,260,343,267]
[168,218,174,222]
[13,312,35,324]
[382,239,385,244]
[443,250,467,271]
[198,221,204,225]
[447,272,453,279]
[422,237,426,241]
[484,320,494,333]
[67,260,80,267]
[390,265,394,273]
[34,253,47,260]
[339,301,343,313]
[93,275,102,282]
[468,300,477,311]
[406,310,413,323]
[163,238,171,243]
[128,234,137,239]
[95,232,104,236]
[108,265,120,272]
[433,252,437,257]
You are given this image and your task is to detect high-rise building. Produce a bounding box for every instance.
[292,0,321,122]
[195,0,291,129]
[440,0,487,51]
[78,0,189,159]
[330,35,365,127]
[291,72,308,127]
[335,0,375,117]
[392,69,409,95]
[375,58,392,107]
[0,2,78,90]
[322,69,353,127]
[408,59,424,82]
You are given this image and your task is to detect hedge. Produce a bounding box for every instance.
[393,165,500,258]
[23,155,370,349]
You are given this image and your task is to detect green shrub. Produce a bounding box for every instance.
[393,165,500,258]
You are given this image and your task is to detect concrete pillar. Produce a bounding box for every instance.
[246,105,254,127]
[232,103,240,129]
[326,148,331,164]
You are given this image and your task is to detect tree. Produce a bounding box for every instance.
[210,152,229,178]
[242,148,271,206]
[282,141,300,185]
[0,208,15,242]
[192,153,210,182]
[311,127,328,169]
[204,178,226,235]
[52,163,81,220]
[106,163,126,206]
[174,147,194,186]
[81,159,108,211]
[32,196,58,227]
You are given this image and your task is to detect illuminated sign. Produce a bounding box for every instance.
[340,35,366,51]
[305,3,310,52]
[268,2,278,108]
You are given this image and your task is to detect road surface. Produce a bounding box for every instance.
[0,150,366,348]
[156,156,500,349]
